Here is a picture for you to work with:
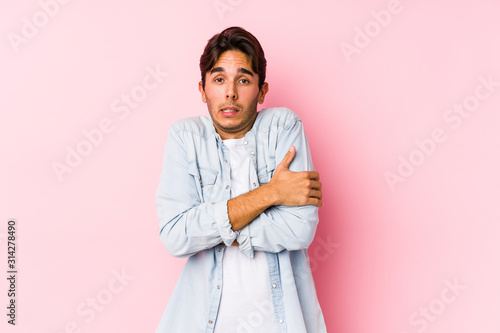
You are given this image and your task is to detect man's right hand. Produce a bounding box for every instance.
[266,145,323,207]
[227,145,322,231]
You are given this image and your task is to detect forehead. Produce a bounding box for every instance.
[212,50,253,72]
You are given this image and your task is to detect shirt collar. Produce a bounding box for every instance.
[209,110,262,145]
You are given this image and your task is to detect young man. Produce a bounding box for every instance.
[156,26,327,332]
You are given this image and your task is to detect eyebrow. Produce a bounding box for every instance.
[210,67,254,76]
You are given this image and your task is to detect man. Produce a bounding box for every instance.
[156,26,327,332]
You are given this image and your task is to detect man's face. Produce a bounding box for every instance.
[199,50,268,140]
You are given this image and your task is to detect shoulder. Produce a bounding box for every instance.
[255,107,302,130]
[169,115,214,140]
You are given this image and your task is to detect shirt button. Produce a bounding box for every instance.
[226,185,229,189]
[279,319,284,324]
[244,140,248,144]
[218,247,222,252]
[209,320,213,324]
[272,283,277,288]
[217,285,220,289]
[251,151,255,155]
[253,182,257,187]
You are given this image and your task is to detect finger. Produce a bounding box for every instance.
[306,198,323,207]
[305,171,320,180]
[277,145,296,170]
[308,189,322,200]
[309,180,322,191]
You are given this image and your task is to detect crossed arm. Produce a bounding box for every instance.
[225,145,322,246]
[157,117,322,258]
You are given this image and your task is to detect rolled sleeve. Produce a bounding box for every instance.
[212,200,240,246]
[236,225,253,258]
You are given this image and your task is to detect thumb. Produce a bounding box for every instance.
[277,145,296,170]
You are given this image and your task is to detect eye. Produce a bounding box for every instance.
[214,77,224,83]
[239,79,250,84]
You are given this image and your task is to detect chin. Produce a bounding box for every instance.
[220,122,240,130]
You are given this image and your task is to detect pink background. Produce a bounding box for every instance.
[2,0,500,332]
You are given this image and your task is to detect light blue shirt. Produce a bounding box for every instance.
[155,107,328,332]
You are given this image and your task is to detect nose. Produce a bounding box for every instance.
[226,81,237,100]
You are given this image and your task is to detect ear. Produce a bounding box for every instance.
[199,81,207,103]
[258,82,269,104]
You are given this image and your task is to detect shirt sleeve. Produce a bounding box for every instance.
[236,118,320,259]
[156,126,239,258]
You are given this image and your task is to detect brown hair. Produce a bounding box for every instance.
[200,26,267,90]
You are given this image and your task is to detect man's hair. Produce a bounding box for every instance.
[200,26,267,90]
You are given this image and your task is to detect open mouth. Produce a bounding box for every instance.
[220,106,239,116]
[221,111,238,116]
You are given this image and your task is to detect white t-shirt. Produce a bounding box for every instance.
[214,138,279,333]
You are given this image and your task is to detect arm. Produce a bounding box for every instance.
[157,116,321,257]
[223,145,322,246]
[236,118,322,258]
[156,126,239,258]
[228,145,322,231]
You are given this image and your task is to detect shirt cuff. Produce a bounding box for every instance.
[212,200,240,247]
[237,224,254,259]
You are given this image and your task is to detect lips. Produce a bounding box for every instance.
[221,110,238,116]
[221,106,238,111]
[220,106,239,116]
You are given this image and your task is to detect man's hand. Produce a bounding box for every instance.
[225,145,322,232]
[267,145,323,207]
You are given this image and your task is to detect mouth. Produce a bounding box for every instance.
[220,106,239,116]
